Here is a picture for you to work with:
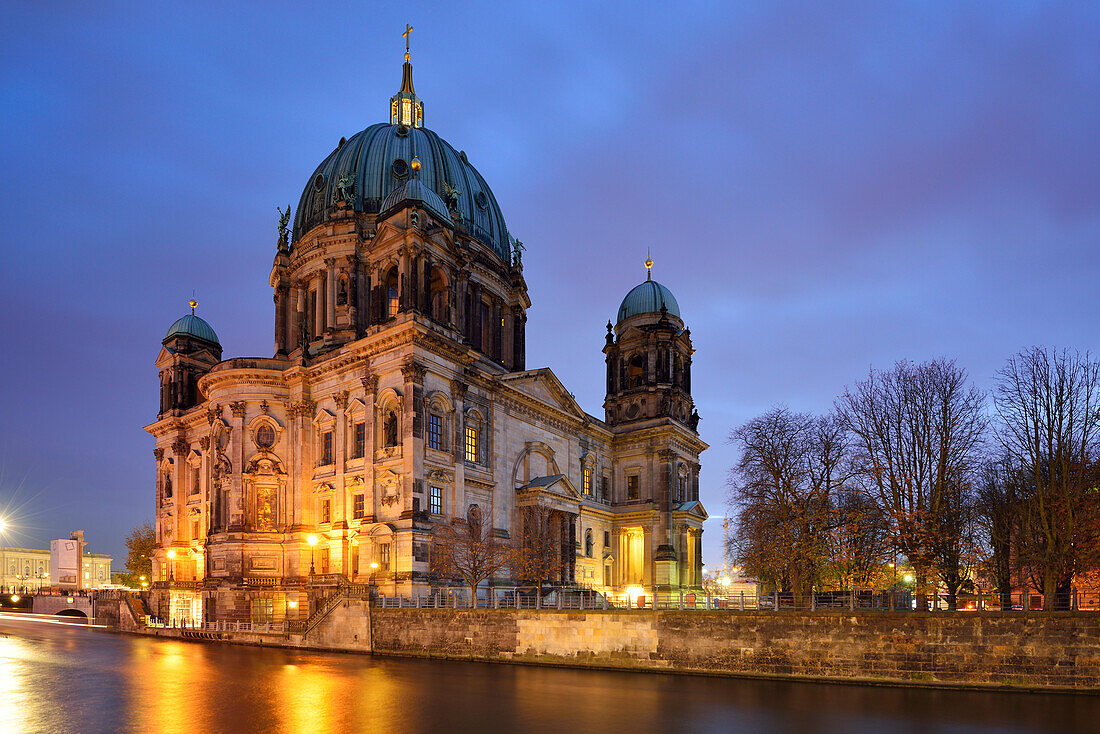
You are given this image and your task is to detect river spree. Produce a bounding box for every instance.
[1,616,1096,734]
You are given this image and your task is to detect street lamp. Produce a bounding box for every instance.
[166,549,176,583]
[307,535,318,575]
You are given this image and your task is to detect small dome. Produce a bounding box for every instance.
[617,279,681,323]
[164,314,220,345]
[381,178,451,223]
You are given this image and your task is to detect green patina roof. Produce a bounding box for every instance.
[293,123,514,261]
[164,313,219,345]
[617,279,681,323]
[380,178,451,223]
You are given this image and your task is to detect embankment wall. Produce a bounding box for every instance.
[366,608,1100,690]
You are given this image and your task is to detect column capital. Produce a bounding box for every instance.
[401,361,427,384]
[229,401,248,418]
[450,379,467,399]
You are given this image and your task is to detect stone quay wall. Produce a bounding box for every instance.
[366,608,1100,690]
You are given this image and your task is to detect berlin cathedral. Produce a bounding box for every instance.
[146,42,707,621]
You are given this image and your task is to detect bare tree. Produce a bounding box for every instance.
[727,407,849,599]
[823,487,891,590]
[430,506,513,600]
[976,455,1024,609]
[514,505,567,588]
[837,359,986,606]
[992,347,1100,609]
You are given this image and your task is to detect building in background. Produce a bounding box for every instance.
[145,44,708,623]
[1,531,112,591]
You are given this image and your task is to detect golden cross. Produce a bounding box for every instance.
[403,24,413,52]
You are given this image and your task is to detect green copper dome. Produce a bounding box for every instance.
[380,178,451,223]
[164,314,220,346]
[293,123,514,261]
[617,278,681,323]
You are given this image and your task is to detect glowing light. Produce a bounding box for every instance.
[307,535,318,546]
[887,563,895,568]
[288,600,298,609]
[369,562,379,570]
[10,595,19,603]
[67,597,74,603]
[0,518,6,531]
[904,574,914,584]
[625,585,645,605]
[719,576,731,586]
[166,549,176,560]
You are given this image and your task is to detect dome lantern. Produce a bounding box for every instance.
[390,24,423,128]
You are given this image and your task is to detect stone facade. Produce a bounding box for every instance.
[144,57,708,623]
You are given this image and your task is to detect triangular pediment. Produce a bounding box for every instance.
[501,368,590,421]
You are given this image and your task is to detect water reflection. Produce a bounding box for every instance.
[0,616,1096,733]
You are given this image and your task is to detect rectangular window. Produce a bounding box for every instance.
[583,467,592,495]
[464,424,478,464]
[429,486,442,515]
[627,475,639,500]
[321,431,333,465]
[321,498,331,524]
[604,531,611,547]
[191,467,201,495]
[192,521,200,539]
[353,422,365,458]
[379,543,391,571]
[428,413,442,451]
[353,493,365,520]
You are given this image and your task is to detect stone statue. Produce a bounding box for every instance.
[333,174,356,205]
[512,239,525,267]
[276,205,291,248]
[442,180,461,210]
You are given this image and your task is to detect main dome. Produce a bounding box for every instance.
[617,279,681,323]
[293,123,513,261]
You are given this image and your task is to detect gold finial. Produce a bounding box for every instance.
[644,255,653,280]
[410,156,421,175]
[189,298,198,314]
[403,24,413,62]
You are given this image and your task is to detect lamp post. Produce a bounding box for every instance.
[307,535,318,576]
[166,549,176,583]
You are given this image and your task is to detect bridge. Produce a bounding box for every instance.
[31,594,94,617]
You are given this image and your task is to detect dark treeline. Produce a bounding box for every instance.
[725,347,1100,611]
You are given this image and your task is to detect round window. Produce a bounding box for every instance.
[313,173,325,192]
[475,191,488,210]
[256,424,276,448]
[395,124,409,137]
[391,158,409,178]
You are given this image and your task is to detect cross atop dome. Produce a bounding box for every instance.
[390,24,424,128]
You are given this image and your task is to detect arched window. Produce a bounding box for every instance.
[583,466,592,496]
[585,529,594,558]
[629,355,645,387]
[383,410,399,447]
[163,472,173,499]
[429,266,449,323]
[384,267,400,318]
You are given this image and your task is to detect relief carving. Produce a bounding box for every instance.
[230,401,247,418]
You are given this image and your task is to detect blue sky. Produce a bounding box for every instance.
[1,1,1098,566]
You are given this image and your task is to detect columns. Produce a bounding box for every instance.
[451,379,467,518]
[229,401,247,531]
[362,373,378,519]
[274,282,288,355]
[325,258,336,333]
[401,361,426,518]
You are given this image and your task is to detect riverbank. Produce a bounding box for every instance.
[111,599,1100,693]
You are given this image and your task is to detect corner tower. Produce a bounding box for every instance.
[603,260,697,430]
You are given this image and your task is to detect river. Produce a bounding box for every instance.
[0,615,1095,733]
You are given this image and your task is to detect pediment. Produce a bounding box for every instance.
[516,474,582,501]
[502,368,589,421]
[675,500,710,521]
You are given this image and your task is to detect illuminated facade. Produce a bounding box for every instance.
[145,49,707,621]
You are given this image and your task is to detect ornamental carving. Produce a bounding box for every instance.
[198,436,210,450]
[402,361,427,384]
[153,448,165,461]
[206,404,222,425]
[230,401,247,418]
[450,379,467,399]
[361,374,378,393]
[290,399,316,418]
[260,400,270,414]
[333,390,349,409]
[172,438,189,456]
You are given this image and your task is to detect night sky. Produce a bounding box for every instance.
[1,2,1098,566]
